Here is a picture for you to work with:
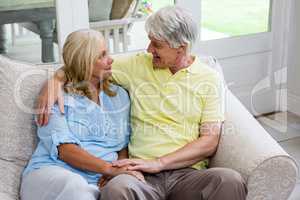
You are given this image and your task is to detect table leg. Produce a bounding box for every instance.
[0,25,8,54]
[36,20,54,63]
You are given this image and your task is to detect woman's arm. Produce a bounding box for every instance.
[58,143,124,176]
[58,144,145,185]
[37,104,132,178]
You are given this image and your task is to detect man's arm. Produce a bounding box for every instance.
[36,68,66,126]
[113,122,222,173]
[158,122,221,170]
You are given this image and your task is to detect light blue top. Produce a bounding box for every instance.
[23,84,131,185]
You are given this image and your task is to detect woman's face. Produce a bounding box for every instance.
[92,39,113,81]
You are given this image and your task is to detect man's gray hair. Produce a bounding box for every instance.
[145,6,199,52]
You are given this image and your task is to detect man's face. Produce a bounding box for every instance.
[147,36,179,69]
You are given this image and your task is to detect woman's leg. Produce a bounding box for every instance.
[20,166,99,200]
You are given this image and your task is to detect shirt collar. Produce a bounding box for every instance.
[185,56,204,74]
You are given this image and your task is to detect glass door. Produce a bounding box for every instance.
[177,0,289,115]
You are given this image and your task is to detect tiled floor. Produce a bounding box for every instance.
[257,112,300,200]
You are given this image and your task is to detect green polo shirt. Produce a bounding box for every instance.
[112,53,225,169]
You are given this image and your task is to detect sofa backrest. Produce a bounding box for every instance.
[0,55,59,199]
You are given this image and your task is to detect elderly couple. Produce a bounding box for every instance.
[20,6,247,200]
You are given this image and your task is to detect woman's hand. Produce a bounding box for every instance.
[112,158,164,174]
[98,166,146,188]
[97,175,110,188]
[36,70,65,126]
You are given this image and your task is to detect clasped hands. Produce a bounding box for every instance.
[98,158,164,188]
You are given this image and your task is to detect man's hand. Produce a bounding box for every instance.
[112,159,164,174]
[36,70,65,126]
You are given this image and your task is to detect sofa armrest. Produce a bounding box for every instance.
[210,90,298,200]
[0,192,15,200]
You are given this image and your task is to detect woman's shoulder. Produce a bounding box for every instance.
[63,93,86,107]
[107,84,130,111]
[110,84,129,98]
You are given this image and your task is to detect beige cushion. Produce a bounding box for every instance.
[88,0,113,22]
[110,0,133,19]
[0,55,58,199]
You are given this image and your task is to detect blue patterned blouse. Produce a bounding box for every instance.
[23,84,131,185]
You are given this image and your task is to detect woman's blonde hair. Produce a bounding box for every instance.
[62,29,115,99]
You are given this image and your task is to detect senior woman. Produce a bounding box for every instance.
[20,29,144,200]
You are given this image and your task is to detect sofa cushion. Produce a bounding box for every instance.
[110,0,133,19]
[0,55,58,199]
[88,0,113,22]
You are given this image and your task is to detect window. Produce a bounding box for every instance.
[201,0,271,40]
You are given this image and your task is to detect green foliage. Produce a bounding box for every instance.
[147,0,270,37]
[202,0,270,36]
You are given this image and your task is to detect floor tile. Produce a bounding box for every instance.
[279,138,300,168]
[257,112,300,142]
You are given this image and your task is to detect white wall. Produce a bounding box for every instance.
[287,1,300,115]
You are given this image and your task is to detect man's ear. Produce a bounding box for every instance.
[177,44,187,55]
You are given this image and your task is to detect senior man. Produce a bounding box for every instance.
[37,6,247,200]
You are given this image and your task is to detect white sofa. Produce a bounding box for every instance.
[0,54,298,200]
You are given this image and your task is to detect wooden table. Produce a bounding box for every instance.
[0,1,56,62]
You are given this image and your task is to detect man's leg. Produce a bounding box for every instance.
[21,166,99,200]
[166,167,247,200]
[100,174,165,200]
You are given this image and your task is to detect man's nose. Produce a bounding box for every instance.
[108,57,113,65]
[147,43,153,53]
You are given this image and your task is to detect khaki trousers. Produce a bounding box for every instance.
[100,167,247,200]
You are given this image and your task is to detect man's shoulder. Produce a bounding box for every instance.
[193,58,221,81]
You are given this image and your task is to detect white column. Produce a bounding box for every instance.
[270,0,293,112]
[55,0,90,61]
